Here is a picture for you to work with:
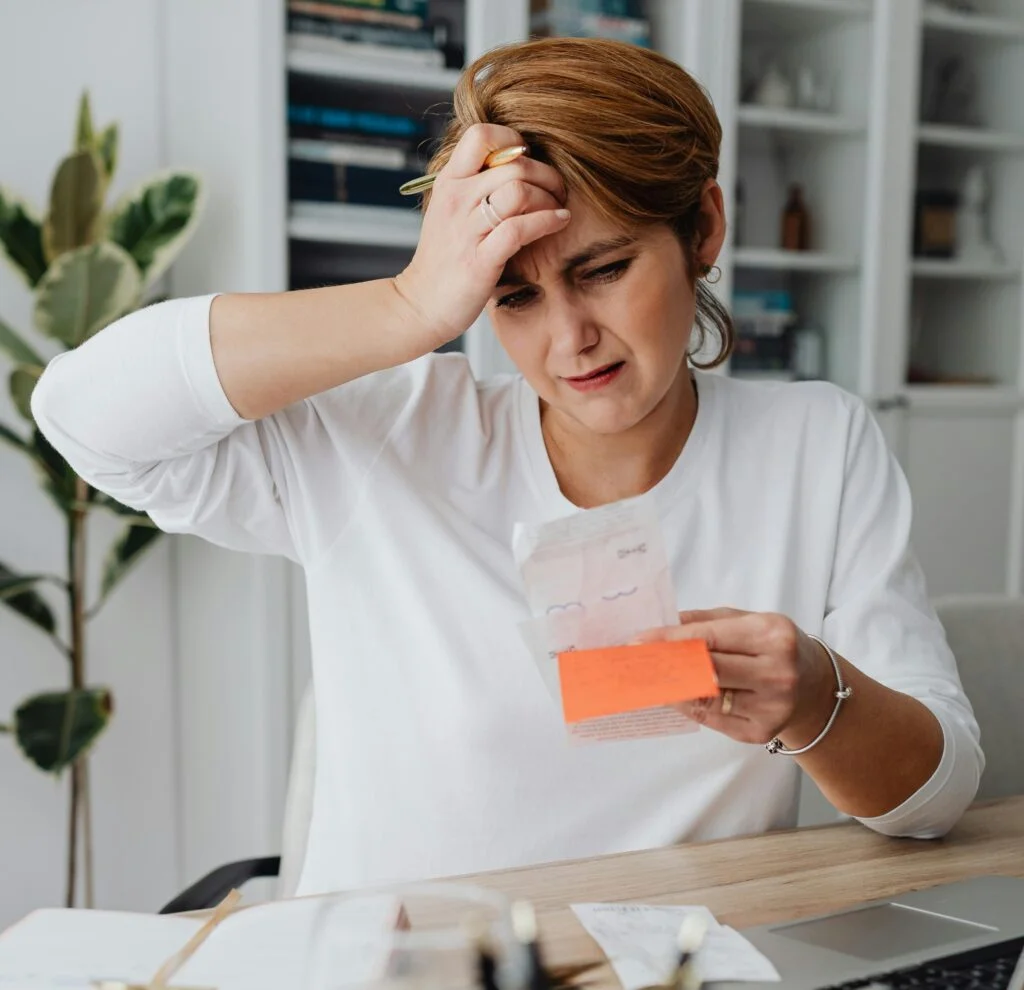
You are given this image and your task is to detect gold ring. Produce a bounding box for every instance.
[720,689,734,717]
[480,193,504,229]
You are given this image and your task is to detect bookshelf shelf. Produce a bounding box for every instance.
[917,123,1024,153]
[288,201,421,248]
[921,5,1024,42]
[911,259,1021,281]
[733,247,859,273]
[155,0,1024,773]
[737,104,865,136]
[286,42,461,92]
[903,384,1024,410]
[742,0,872,35]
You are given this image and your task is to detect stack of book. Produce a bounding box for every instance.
[730,290,797,379]
[286,2,454,210]
[287,98,430,210]
[529,0,651,48]
[287,0,446,70]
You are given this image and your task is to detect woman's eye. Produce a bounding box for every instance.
[495,289,536,310]
[584,258,633,283]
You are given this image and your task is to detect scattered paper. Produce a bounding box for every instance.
[514,497,698,743]
[571,903,781,987]
[0,895,401,990]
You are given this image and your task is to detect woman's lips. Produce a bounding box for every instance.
[563,361,625,392]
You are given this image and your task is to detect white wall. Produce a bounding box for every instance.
[0,0,179,928]
[161,0,296,895]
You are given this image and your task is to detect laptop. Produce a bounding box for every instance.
[711,875,1024,990]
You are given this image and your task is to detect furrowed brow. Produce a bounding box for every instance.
[496,235,638,288]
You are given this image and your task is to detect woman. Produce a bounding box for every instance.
[33,38,982,896]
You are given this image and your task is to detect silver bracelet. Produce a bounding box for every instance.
[765,635,852,756]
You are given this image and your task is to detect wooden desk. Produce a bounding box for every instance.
[460,797,1024,988]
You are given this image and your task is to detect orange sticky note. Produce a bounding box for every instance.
[557,640,719,724]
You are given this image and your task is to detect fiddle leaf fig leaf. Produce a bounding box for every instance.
[0,420,30,455]
[30,428,78,514]
[14,689,113,774]
[42,150,105,261]
[0,316,45,367]
[98,523,162,605]
[0,562,56,635]
[107,171,203,288]
[75,92,95,151]
[0,186,47,287]
[9,364,43,422]
[96,124,119,181]
[33,242,141,347]
[91,490,153,526]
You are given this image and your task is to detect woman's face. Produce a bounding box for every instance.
[487,187,723,436]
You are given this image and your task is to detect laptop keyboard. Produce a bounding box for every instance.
[818,935,1024,989]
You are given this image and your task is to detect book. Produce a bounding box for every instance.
[308,0,428,15]
[288,102,426,139]
[288,30,446,67]
[530,11,652,46]
[288,0,424,30]
[289,124,426,155]
[289,158,422,210]
[289,137,414,169]
[530,0,645,15]
[0,896,405,990]
[287,13,439,50]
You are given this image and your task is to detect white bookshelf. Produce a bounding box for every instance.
[151,0,1024,861]
[742,0,873,34]
[286,42,462,91]
[733,247,858,273]
[904,383,1024,411]
[163,0,1024,606]
[287,202,421,249]
[921,5,1024,42]
[736,104,865,136]
[911,259,1021,280]
[917,123,1024,153]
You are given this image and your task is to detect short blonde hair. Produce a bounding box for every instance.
[426,36,733,367]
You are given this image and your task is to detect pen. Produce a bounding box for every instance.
[512,900,550,990]
[668,914,707,990]
[399,144,529,196]
[91,888,239,990]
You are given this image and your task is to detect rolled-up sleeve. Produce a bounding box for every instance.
[31,294,425,565]
[822,395,984,838]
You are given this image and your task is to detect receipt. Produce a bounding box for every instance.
[514,497,696,743]
[571,903,781,987]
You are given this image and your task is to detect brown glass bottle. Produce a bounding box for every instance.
[781,184,811,251]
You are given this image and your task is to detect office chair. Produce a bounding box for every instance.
[162,595,1023,912]
[159,685,316,914]
[933,594,1024,801]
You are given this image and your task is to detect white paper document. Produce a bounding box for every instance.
[0,895,400,990]
[571,903,781,987]
[514,496,695,743]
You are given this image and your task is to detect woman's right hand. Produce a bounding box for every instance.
[393,123,571,350]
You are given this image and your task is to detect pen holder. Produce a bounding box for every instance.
[305,882,530,990]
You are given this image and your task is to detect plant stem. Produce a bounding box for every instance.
[67,759,79,908]
[66,476,90,908]
[81,756,95,908]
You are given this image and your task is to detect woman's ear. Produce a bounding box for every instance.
[694,179,726,270]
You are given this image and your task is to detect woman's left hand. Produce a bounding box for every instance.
[637,608,836,746]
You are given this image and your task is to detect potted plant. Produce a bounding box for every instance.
[0,92,204,908]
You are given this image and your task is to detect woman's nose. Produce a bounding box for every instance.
[547,301,601,359]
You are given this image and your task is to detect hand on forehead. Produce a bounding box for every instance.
[502,196,638,285]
